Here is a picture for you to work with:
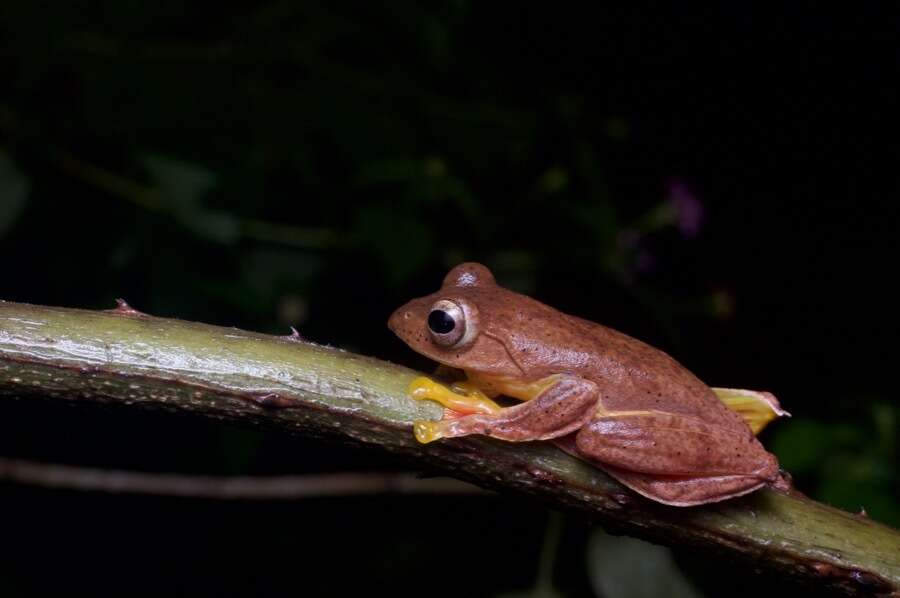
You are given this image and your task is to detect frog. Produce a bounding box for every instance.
[388,262,790,506]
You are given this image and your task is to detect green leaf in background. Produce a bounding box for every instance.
[0,149,29,237]
[770,420,834,473]
[770,400,899,527]
[140,153,217,207]
[178,207,241,245]
[818,477,899,525]
[587,529,705,598]
[495,511,566,598]
[139,153,240,244]
[353,203,435,287]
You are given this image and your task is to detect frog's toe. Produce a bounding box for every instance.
[407,376,501,415]
[413,420,446,444]
[409,376,442,401]
[712,388,790,435]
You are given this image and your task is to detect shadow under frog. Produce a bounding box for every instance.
[388,263,790,506]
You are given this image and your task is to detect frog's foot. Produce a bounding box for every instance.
[712,388,790,435]
[413,376,598,444]
[408,376,502,416]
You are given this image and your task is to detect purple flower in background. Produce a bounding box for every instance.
[615,228,657,283]
[665,177,704,239]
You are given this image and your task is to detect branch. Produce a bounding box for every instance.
[0,457,486,499]
[0,300,897,596]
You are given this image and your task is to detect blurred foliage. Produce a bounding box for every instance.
[772,400,898,525]
[0,2,897,597]
[0,151,29,235]
[587,529,703,598]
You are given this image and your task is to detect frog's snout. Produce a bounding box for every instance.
[388,300,423,344]
[387,307,411,334]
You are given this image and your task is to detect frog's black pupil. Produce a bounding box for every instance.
[428,310,456,334]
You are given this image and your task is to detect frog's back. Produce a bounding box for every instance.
[576,314,748,429]
[503,301,746,430]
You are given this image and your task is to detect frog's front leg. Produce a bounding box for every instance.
[411,375,599,444]
[574,409,780,506]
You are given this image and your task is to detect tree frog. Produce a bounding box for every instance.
[388,263,789,506]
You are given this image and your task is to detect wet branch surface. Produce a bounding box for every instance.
[0,300,897,596]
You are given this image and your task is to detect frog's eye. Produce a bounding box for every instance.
[427,299,467,347]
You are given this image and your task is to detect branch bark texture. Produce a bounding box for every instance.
[0,300,897,596]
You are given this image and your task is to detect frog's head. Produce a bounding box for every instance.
[388,262,525,376]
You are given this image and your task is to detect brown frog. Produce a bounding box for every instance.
[388,263,789,506]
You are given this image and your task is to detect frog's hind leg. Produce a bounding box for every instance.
[574,411,780,506]
[413,376,599,444]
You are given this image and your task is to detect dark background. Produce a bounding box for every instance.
[0,3,897,597]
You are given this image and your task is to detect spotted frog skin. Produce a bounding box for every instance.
[388,263,789,506]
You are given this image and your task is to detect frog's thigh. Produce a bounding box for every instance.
[574,411,779,506]
[417,376,599,443]
[574,411,778,479]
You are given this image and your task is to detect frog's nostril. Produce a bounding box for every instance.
[388,308,412,334]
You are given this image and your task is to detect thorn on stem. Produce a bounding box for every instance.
[109,298,147,317]
[284,326,305,342]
